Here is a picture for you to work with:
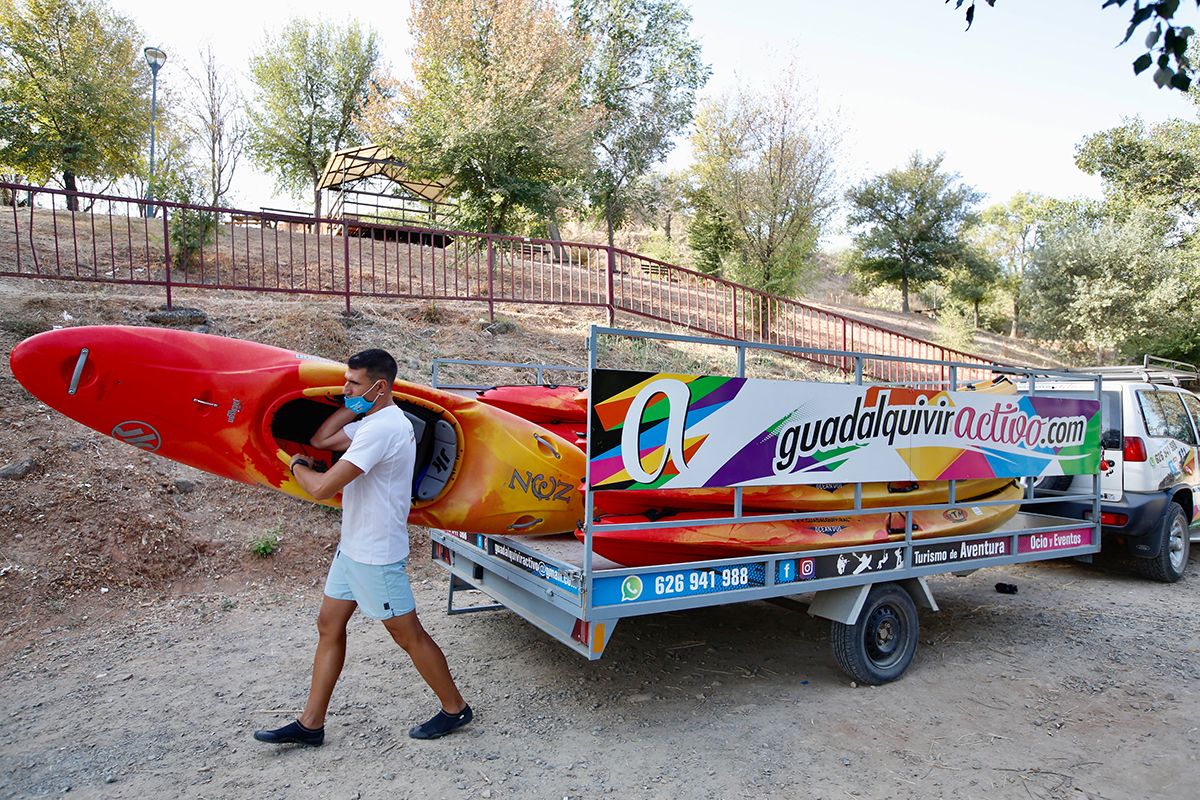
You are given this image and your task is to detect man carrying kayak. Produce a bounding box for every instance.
[253,348,472,746]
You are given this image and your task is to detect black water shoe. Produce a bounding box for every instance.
[253,720,325,747]
[409,705,473,740]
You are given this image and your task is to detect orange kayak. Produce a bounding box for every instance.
[579,481,1024,566]
[10,326,586,535]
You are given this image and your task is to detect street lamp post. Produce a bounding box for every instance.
[143,46,167,218]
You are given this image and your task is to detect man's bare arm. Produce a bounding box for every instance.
[311,406,358,451]
[290,455,363,501]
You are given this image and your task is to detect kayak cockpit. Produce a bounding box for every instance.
[269,396,461,502]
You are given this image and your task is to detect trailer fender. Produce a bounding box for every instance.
[808,578,937,625]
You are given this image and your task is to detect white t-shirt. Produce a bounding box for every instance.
[337,404,415,564]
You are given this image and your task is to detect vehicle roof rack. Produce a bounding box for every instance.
[1058,355,1199,387]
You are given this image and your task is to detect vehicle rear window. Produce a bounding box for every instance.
[1137,390,1199,445]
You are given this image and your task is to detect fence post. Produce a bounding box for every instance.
[732,289,739,340]
[161,205,172,310]
[605,246,615,325]
[842,317,849,375]
[487,236,495,322]
[342,220,351,315]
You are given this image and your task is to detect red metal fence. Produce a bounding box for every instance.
[0,182,999,382]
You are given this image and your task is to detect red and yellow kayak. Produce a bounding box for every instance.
[10,326,586,535]
[579,481,1024,567]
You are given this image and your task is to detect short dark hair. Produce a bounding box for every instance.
[347,348,398,386]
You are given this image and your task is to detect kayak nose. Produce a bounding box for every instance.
[10,327,99,401]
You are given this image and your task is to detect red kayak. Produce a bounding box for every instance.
[476,384,587,422]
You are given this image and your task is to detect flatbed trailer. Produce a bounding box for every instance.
[428,328,1103,684]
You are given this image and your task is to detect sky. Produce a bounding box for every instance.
[110,0,1196,236]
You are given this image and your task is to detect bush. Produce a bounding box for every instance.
[249,524,282,558]
[163,173,217,268]
[169,206,218,268]
[934,304,975,351]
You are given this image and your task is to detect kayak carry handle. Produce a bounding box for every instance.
[508,516,544,531]
[533,433,561,460]
[68,348,89,395]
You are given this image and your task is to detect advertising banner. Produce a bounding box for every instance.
[588,370,1100,491]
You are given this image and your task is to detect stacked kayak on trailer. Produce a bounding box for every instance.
[475,372,1025,567]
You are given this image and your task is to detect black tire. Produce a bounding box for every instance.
[1133,502,1190,583]
[830,583,919,685]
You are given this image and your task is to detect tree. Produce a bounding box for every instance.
[684,182,737,275]
[183,46,245,208]
[396,0,595,235]
[944,245,1000,328]
[246,18,383,219]
[690,67,839,297]
[1024,202,1199,361]
[645,171,688,244]
[571,0,708,246]
[974,192,1051,336]
[952,0,1199,91]
[0,0,150,208]
[845,153,981,314]
[1075,117,1200,220]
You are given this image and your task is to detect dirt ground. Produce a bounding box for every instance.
[1,280,1198,800]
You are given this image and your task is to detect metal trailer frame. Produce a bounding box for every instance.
[428,327,1103,683]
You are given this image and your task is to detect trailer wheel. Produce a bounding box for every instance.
[1133,502,1190,583]
[831,583,919,685]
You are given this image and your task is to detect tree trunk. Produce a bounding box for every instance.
[312,185,323,221]
[664,210,673,242]
[63,170,78,211]
[547,213,564,263]
[973,300,981,329]
[1010,295,1020,338]
[900,273,910,314]
[605,208,615,249]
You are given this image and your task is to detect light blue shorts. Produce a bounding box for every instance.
[323,550,416,620]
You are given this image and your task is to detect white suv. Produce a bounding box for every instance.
[1034,358,1200,583]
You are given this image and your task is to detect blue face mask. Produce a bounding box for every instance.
[344,380,383,415]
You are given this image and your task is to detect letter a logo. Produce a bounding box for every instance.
[620,378,692,484]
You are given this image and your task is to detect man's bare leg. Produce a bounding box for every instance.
[298,595,358,729]
[382,610,466,713]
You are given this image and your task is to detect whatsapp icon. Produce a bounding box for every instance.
[620,575,643,602]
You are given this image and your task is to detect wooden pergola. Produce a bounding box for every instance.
[319,145,456,244]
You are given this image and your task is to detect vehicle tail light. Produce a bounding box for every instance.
[1123,436,1147,462]
[1100,512,1129,526]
